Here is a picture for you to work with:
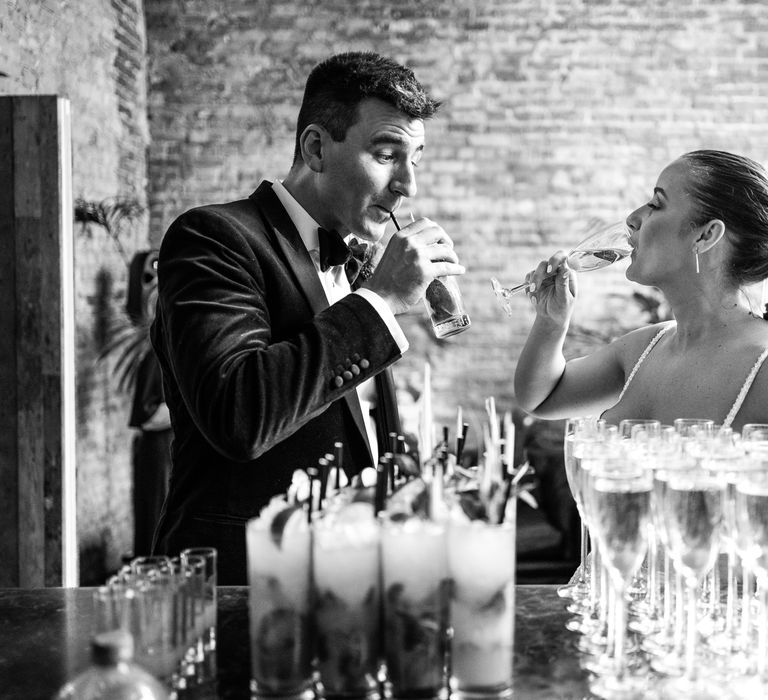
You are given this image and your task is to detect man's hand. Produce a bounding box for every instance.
[362,217,465,315]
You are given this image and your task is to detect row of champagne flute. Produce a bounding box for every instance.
[562,418,768,699]
[94,548,218,696]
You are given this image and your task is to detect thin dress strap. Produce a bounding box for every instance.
[722,347,768,429]
[616,326,671,404]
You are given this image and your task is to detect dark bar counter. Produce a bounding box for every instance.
[0,585,592,699]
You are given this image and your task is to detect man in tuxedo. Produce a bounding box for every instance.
[150,51,465,583]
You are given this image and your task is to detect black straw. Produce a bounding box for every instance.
[334,442,343,489]
[456,422,469,464]
[390,212,401,231]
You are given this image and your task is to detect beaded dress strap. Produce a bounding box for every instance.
[722,346,768,429]
[616,326,671,404]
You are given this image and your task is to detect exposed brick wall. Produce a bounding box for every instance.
[144,0,768,454]
[2,0,768,583]
[1,0,150,582]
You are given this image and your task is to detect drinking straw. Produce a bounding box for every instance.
[374,457,389,514]
[306,466,318,524]
[456,422,469,464]
[420,362,434,462]
[382,452,395,495]
[390,211,401,231]
[502,411,515,473]
[499,462,530,524]
[318,457,330,505]
[333,441,343,489]
[455,406,463,452]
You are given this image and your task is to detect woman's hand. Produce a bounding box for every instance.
[525,250,577,326]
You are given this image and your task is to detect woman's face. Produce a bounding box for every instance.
[625,159,700,286]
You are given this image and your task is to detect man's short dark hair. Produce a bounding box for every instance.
[292,51,441,164]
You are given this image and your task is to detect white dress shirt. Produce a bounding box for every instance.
[272,180,408,463]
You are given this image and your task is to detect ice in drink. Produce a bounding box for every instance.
[381,516,449,698]
[424,276,470,339]
[313,501,381,699]
[447,518,516,698]
[247,499,314,700]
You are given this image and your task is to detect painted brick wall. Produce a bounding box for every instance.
[144,0,768,454]
[0,0,150,582]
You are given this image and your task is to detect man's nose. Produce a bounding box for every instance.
[390,162,417,199]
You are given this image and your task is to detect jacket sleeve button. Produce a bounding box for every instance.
[342,370,353,381]
[360,359,370,369]
[333,376,344,388]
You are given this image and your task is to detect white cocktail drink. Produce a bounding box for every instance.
[381,517,449,698]
[247,500,313,700]
[447,519,516,698]
[313,501,381,699]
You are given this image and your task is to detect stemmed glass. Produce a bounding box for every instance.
[584,442,653,696]
[733,460,768,695]
[558,417,595,601]
[490,220,632,315]
[658,460,726,698]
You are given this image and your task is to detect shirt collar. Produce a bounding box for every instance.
[272,179,321,253]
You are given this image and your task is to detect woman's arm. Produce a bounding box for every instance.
[513,253,626,419]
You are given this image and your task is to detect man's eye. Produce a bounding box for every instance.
[647,201,659,210]
[376,152,395,162]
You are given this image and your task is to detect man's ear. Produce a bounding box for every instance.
[297,124,327,173]
[693,219,726,254]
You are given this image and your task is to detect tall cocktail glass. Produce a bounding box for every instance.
[381,517,449,699]
[313,501,381,699]
[246,502,314,700]
[447,518,516,699]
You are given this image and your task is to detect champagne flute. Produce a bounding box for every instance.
[658,465,726,698]
[734,462,768,694]
[490,220,632,315]
[584,445,652,696]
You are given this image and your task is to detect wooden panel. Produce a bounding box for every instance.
[0,96,76,587]
[0,98,19,587]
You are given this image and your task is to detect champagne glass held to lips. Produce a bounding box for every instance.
[490,220,633,316]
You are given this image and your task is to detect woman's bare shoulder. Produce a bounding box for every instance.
[610,321,676,361]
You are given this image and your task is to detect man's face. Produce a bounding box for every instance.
[318,98,426,242]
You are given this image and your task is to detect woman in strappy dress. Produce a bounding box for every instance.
[514,149,768,432]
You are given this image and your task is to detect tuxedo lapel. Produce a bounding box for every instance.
[249,182,373,464]
[250,182,328,317]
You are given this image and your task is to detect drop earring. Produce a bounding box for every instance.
[694,250,700,274]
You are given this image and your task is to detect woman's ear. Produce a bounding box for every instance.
[297,124,327,173]
[693,219,725,254]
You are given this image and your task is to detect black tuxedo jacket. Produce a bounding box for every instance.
[150,181,402,582]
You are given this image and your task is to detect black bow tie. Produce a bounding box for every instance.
[317,227,351,272]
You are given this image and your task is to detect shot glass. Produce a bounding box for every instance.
[447,519,516,699]
[424,276,471,339]
[181,546,218,684]
[246,514,314,700]
[381,517,450,699]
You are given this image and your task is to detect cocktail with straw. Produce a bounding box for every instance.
[381,479,450,699]
[313,495,381,699]
[246,498,314,700]
[390,212,470,338]
[446,399,522,699]
[490,220,632,315]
